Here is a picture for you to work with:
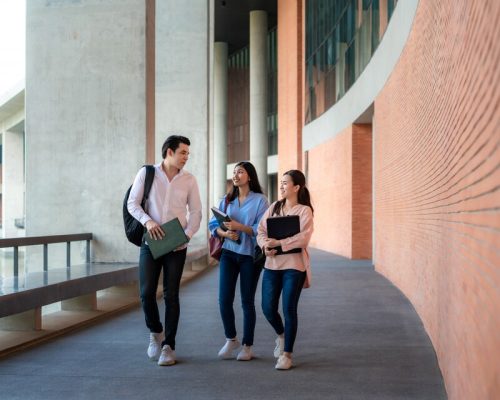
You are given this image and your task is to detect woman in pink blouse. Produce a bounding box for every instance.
[257,169,314,370]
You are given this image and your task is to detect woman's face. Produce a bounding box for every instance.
[233,165,250,187]
[280,174,298,200]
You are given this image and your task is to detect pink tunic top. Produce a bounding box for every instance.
[257,202,314,287]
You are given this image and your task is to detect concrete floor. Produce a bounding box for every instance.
[0,249,447,400]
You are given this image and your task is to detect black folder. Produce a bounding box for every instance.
[210,207,241,244]
[266,215,302,255]
[144,218,189,260]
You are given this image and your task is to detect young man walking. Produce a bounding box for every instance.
[127,135,202,366]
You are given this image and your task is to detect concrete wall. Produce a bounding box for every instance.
[2,130,25,238]
[26,0,147,263]
[155,0,211,249]
[0,87,25,239]
[374,1,500,398]
[26,0,212,263]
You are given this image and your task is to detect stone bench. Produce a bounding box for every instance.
[0,246,209,332]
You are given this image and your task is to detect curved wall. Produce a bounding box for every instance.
[374,1,500,399]
[304,1,418,258]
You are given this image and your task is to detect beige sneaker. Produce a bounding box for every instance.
[158,345,176,366]
[218,338,241,359]
[147,332,164,360]
[274,335,284,358]
[275,354,292,370]
[236,345,253,361]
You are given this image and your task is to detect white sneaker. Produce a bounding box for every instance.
[158,345,176,366]
[217,338,240,359]
[236,345,253,361]
[147,332,164,360]
[274,335,284,358]
[275,354,292,370]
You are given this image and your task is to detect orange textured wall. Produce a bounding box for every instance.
[307,124,372,259]
[277,0,303,174]
[352,124,372,259]
[374,1,500,399]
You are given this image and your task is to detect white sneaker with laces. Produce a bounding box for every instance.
[275,354,292,370]
[147,332,164,360]
[236,345,253,361]
[274,335,284,358]
[158,345,176,366]
[217,338,241,359]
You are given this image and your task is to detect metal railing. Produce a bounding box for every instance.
[0,233,93,277]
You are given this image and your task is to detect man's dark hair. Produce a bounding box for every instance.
[161,135,191,159]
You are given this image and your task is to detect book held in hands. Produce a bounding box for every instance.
[210,206,241,244]
[266,215,302,255]
[144,218,189,259]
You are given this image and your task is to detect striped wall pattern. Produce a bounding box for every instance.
[374,1,500,399]
[307,124,372,259]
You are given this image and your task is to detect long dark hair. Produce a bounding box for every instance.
[272,169,314,216]
[226,161,264,203]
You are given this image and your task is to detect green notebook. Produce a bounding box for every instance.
[143,218,189,259]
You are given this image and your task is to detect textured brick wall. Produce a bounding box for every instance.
[352,124,372,259]
[308,127,352,257]
[308,124,372,259]
[374,1,500,399]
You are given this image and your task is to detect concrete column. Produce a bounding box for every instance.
[358,9,372,74]
[2,130,25,238]
[156,0,211,250]
[249,10,268,191]
[335,42,348,100]
[213,42,228,205]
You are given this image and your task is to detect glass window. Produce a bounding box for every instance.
[305,0,398,123]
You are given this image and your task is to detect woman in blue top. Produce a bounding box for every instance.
[208,161,269,361]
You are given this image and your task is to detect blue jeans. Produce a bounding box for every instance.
[139,244,187,350]
[261,268,306,353]
[219,249,262,346]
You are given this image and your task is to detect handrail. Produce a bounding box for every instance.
[0,233,92,248]
[0,233,93,277]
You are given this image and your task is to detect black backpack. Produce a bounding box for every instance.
[123,165,155,246]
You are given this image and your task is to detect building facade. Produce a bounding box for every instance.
[3,0,496,398]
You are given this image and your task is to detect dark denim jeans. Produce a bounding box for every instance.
[219,249,262,346]
[261,268,306,353]
[139,244,187,350]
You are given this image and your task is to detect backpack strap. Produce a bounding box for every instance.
[141,165,155,209]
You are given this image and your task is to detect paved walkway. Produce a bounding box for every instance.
[0,249,447,400]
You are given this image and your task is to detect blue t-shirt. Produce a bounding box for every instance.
[208,192,269,257]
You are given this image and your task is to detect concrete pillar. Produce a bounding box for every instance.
[213,42,228,205]
[155,0,211,250]
[2,130,24,239]
[357,9,372,75]
[249,10,268,191]
[336,42,348,100]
